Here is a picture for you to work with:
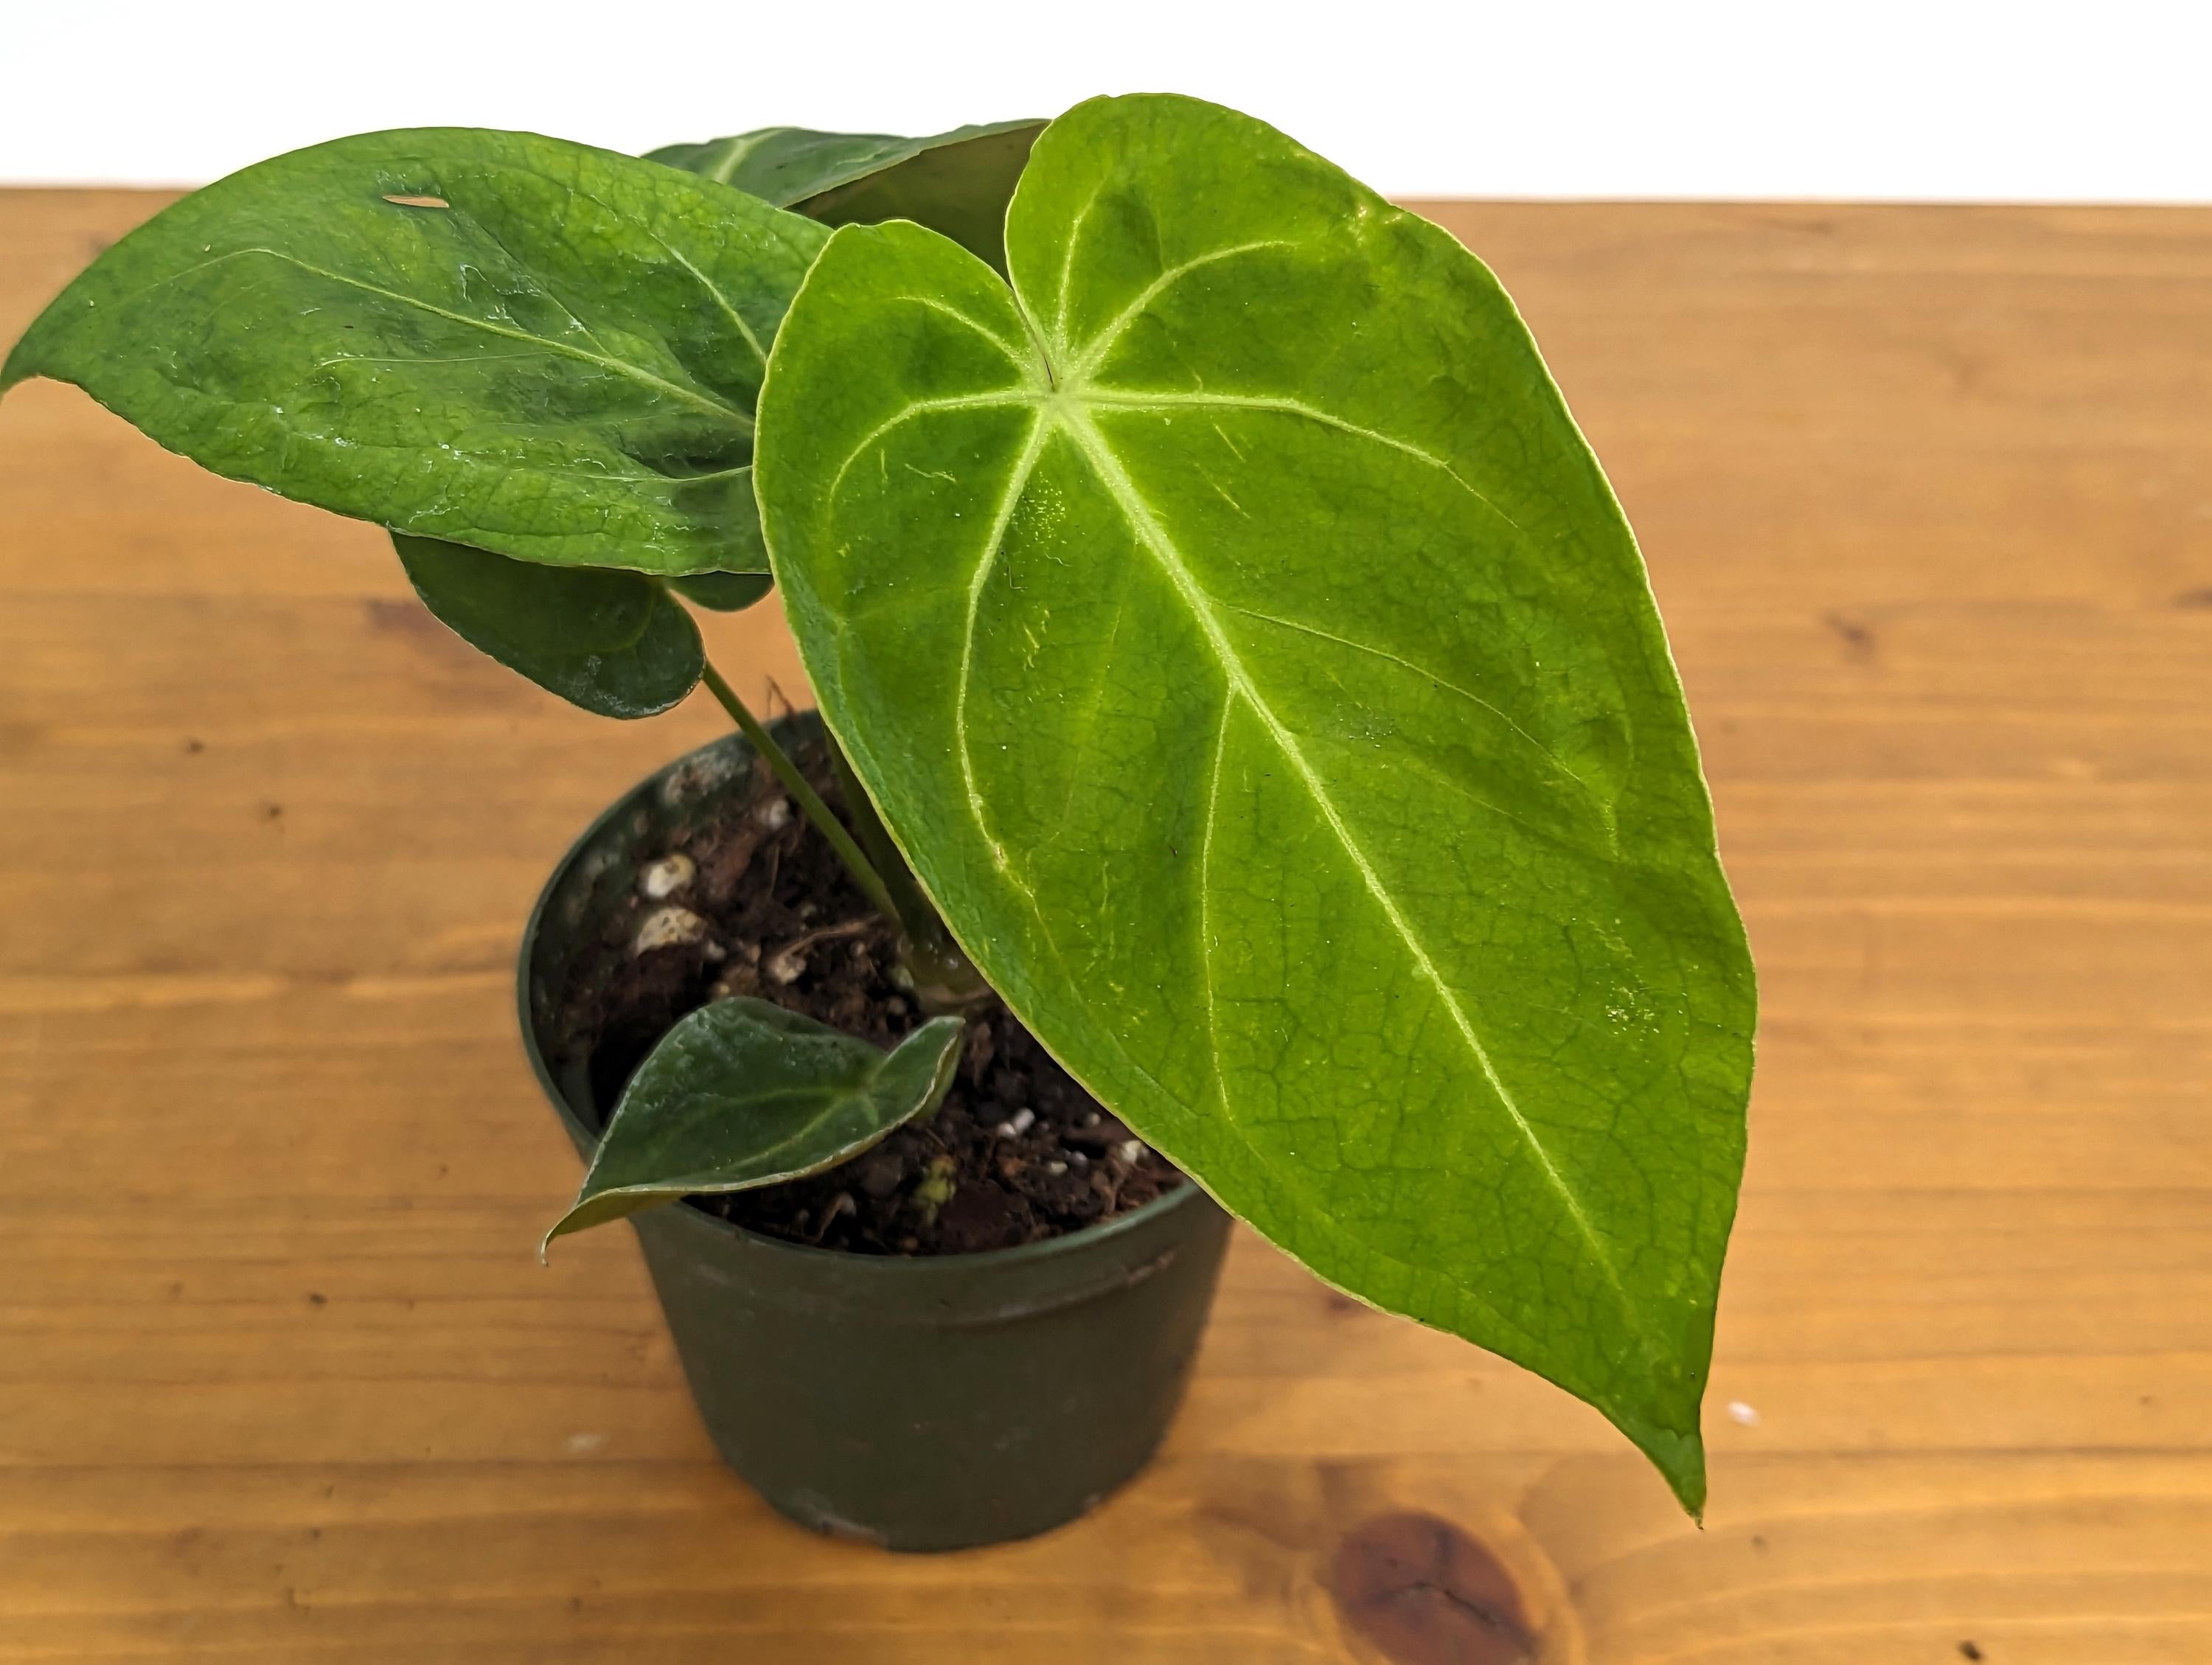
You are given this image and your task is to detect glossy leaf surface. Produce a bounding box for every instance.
[650,120,1041,270]
[756,94,1755,1510]
[546,999,963,1248]
[393,535,702,717]
[2,129,827,574]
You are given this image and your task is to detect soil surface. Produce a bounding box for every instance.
[553,736,1185,1255]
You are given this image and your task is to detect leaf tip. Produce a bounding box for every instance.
[1642,1422,1709,1520]
[0,335,42,397]
[540,1200,605,1261]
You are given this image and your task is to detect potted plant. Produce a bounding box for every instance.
[3,94,1755,1551]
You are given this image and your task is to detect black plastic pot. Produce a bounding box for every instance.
[518,721,1233,1552]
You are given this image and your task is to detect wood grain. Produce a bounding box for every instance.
[2,187,2208,1664]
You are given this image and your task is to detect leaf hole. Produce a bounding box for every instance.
[382,193,450,209]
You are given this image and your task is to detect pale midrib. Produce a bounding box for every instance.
[827,385,1573,830]
[606,1088,873,1194]
[1054,403,1644,1338]
[126,246,752,433]
[703,131,773,187]
[682,1085,877,1172]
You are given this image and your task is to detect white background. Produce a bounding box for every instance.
[7,0,2208,201]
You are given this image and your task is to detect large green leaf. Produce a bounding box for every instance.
[1,129,827,574]
[650,120,1042,271]
[754,94,1755,1512]
[545,998,963,1249]
[392,535,703,717]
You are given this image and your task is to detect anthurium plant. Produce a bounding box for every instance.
[3,94,1754,1512]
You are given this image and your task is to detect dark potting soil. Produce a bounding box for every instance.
[552,735,1186,1256]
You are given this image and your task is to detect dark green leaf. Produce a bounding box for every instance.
[2,128,828,574]
[546,998,963,1248]
[754,94,1754,1512]
[650,120,1042,271]
[649,126,917,201]
[669,571,773,611]
[393,535,702,717]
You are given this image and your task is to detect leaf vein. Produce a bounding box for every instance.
[824,392,1034,501]
[1081,389,1525,535]
[952,413,1052,892]
[119,246,752,433]
[1057,406,1648,1347]
[1068,240,1296,378]
[1196,695,1235,1113]
[1218,601,1596,794]
[880,293,1034,371]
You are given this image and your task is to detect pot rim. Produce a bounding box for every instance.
[516,725,1211,1276]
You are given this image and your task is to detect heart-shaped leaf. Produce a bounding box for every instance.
[755,94,1755,1512]
[393,535,703,717]
[2,129,827,574]
[669,571,774,611]
[545,999,964,1250]
[650,120,1041,271]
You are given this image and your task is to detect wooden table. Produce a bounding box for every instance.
[2,190,2207,1664]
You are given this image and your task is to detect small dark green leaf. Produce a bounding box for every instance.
[544,999,964,1249]
[650,120,1042,271]
[755,94,1755,1512]
[669,571,773,611]
[2,129,828,574]
[392,535,702,718]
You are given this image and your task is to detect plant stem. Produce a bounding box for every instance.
[821,737,994,1010]
[824,733,950,947]
[697,660,899,925]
